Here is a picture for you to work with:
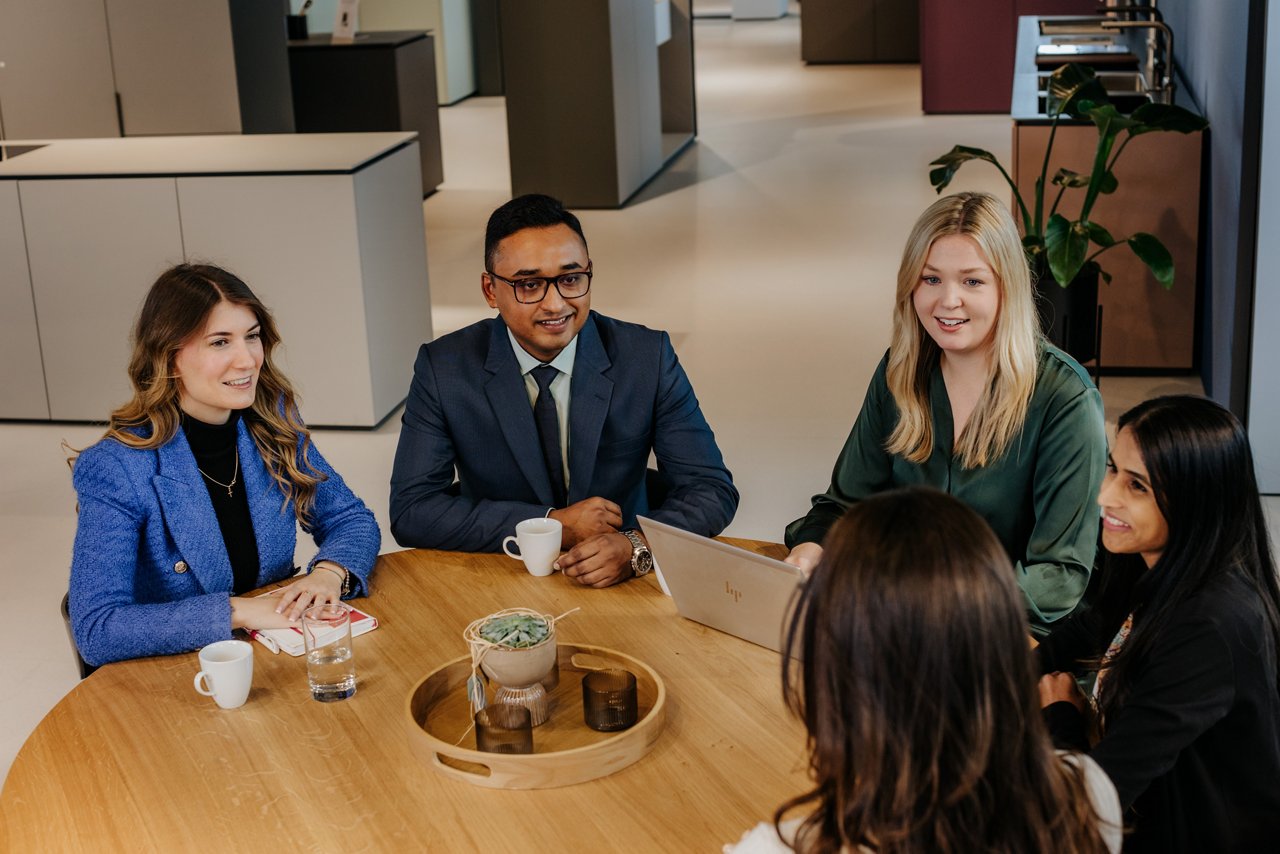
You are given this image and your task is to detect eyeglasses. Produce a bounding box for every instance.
[486,266,593,304]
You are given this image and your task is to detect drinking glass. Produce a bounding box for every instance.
[302,602,356,702]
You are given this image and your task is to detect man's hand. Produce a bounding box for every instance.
[555,531,633,587]
[549,497,623,547]
[784,542,823,577]
[1038,671,1086,712]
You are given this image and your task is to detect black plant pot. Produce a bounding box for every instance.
[1033,259,1100,364]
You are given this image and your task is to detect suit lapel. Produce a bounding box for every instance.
[153,429,233,594]
[484,319,556,504]
[237,420,295,579]
[567,315,613,503]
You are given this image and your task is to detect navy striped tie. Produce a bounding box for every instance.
[532,365,567,508]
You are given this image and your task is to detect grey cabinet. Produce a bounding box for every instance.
[0,0,119,139]
[500,0,694,208]
[801,0,919,64]
[106,0,294,135]
[0,183,49,418]
[1,134,430,427]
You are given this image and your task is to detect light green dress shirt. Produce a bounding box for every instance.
[508,329,576,487]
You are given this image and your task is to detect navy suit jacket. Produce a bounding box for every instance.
[70,420,379,666]
[390,312,738,551]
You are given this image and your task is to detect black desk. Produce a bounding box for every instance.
[288,31,444,196]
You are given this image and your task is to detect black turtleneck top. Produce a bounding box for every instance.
[182,411,260,594]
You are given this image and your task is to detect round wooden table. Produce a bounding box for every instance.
[1,543,809,850]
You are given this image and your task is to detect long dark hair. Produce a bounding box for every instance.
[778,487,1109,853]
[94,264,326,525]
[1094,395,1280,718]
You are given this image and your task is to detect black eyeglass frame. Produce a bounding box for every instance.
[485,265,594,304]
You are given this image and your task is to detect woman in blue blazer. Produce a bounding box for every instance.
[69,264,380,666]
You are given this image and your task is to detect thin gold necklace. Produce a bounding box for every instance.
[197,450,239,498]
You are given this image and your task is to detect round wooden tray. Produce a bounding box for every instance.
[404,643,667,789]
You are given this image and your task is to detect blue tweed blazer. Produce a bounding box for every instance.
[69,419,379,666]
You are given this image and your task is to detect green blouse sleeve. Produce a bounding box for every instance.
[785,357,897,548]
[1017,381,1107,634]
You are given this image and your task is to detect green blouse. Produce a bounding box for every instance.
[785,345,1107,635]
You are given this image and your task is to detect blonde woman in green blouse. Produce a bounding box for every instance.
[785,192,1106,636]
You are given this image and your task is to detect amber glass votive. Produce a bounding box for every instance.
[475,703,534,754]
[582,669,638,732]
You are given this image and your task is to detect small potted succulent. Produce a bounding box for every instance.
[476,612,557,699]
[928,63,1208,360]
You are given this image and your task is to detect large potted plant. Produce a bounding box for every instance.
[928,64,1208,361]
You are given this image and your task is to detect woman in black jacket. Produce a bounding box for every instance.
[1039,394,1280,852]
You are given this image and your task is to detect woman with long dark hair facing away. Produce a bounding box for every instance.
[730,487,1121,853]
[784,192,1107,637]
[1039,395,1280,851]
[69,264,380,666]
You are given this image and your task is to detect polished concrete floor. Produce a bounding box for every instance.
[1,10,1261,787]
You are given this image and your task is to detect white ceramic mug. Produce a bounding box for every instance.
[193,639,253,709]
[502,517,564,577]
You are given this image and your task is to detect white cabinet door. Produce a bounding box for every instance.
[0,182,49,417]
[177,173,376,426]
[105,0,241,135]
[0,0,119,139]
[22,179,184,421]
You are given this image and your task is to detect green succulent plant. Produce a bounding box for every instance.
[929,63,1208,289]
[479,613,551,649]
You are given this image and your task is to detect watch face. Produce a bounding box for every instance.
[633,549,654,575]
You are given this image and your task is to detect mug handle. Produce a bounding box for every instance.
[194,671,215,697]
[502,536,521,559]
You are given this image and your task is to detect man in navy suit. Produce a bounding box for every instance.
[390,194,738,586]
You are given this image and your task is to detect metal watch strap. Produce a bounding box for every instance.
[620,529,651,576]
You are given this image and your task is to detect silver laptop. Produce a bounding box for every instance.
[637,516,804,653]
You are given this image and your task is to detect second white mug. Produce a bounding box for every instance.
[193,639,254,709]
[502,517,564,576]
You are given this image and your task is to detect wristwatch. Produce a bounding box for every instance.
[620,529,654,576]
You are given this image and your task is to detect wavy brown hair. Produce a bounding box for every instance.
[96,264,325,525]
[778,488,1112,853]
[886,192,1040,468]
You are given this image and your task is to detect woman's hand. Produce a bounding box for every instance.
[275,563,345,621]
[784,542,823,577]
[1038,671,1086,712]
[229,594,299,630]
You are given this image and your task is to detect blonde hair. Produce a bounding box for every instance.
[885,192,1041,468]
[91,264,326,526]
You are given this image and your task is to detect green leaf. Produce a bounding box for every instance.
[1129,102,1210,136]
[928,145,999,192]
[1099,268,1113,285]
[1046,64,1109,118]
[1086,222,1116,247]
[1086,103,1143,136]
[1045,214,1090,284]
[1097,171,1118,194]
[1051,167,1090,188]
[1128,232,1175,288]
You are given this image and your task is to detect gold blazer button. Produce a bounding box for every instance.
[174,561,189,574]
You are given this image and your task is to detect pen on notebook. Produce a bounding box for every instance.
[247,629,281,654]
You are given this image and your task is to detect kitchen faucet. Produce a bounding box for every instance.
[1100,19,1175,103]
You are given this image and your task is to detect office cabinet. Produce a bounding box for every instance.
[501,0,694,208]
[289,31,444,195]
[0,0,119,139]
[21,179,184,420]
[0,183,48,418]
[0,134,429,427]
[359,0,476,104]
[801,0,919,64]
[105,0,294,135]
